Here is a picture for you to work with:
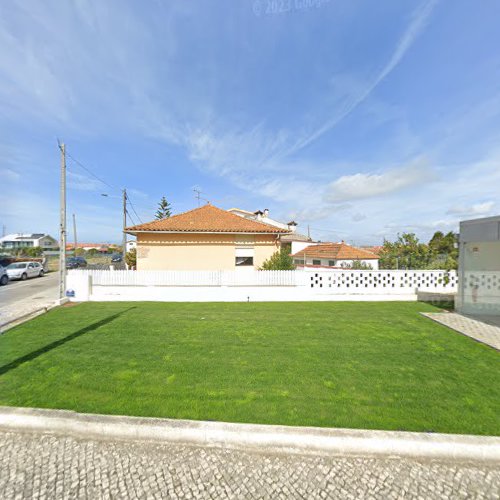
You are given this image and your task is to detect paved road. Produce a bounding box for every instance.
[0,273,59,326]
[0,430,498,499]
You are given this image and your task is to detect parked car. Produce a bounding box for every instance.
[111,253,122,263]
[66,257,87,269]
[6,261,44,280]
[0,265,8,285]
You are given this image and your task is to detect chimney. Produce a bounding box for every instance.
[287,221,298,233]
[263,208,269,218]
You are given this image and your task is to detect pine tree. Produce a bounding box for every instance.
[155,196,172,220]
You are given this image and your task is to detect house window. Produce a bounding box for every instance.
[236,256,254,266]
[312,259,321,265]
[328,260,335,266]
[235,247,254,267]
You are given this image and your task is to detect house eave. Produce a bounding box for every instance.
[125,230,288,236]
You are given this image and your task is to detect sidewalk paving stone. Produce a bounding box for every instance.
[0,430,499,499]
[422,312,500,350]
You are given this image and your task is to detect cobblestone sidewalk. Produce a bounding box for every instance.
[1,430,499,499]
[422,312,500,350]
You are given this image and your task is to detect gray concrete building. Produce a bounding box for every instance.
[457,215,500,315]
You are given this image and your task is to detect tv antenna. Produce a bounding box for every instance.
[193,187,208,207]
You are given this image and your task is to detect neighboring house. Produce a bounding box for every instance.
[125,204,290,270]
[0,233,58,251]
[292,242,380,270]
[126,240,137,252]
[228,207,312,253]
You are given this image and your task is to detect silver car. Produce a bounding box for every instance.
[6,261,45,280]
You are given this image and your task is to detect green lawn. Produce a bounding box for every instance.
[0,302,498,435]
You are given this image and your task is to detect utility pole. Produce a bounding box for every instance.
[2,225,5,237]
[58,142,67,300]
[122,188,127,260]
[72,213,77,253]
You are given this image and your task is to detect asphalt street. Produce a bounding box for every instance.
[0,272,59,326]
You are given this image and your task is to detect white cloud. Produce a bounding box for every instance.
[324,160,436,202]
[446,201,495,216]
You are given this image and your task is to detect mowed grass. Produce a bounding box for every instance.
[0,302,498,435]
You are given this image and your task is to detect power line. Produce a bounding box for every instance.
[126,193,143,224]
[126,209,137,227]
[65,150,117,192]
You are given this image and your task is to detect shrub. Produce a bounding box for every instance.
[260,245,295,270]
[125,248,137,269]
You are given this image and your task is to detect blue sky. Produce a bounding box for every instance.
[1,0,499,245]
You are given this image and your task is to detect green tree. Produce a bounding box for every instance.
[125,248,137,268]
[426,231,458,270]
[379,233,430,270]
[155,196,172,220]
[260,245,296,270]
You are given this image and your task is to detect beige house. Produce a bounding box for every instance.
[125,204,290,270]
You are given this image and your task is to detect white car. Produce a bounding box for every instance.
[6,261,45,280]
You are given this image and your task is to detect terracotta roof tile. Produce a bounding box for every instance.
[125,204,290,234]
[360,245,384,256]
[292,243,379,260]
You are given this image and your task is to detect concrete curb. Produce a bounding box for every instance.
[0,299,68,334]
[0,407,499,462]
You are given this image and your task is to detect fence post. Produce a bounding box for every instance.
[87,274,93,301]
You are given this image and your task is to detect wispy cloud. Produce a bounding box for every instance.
[0,168,20,182]
[290,204,351,222]
[67,171,105,192]
[0,0,497,247]
[166,0,440,204]
[279,0,440,156]
[324,159,436,202]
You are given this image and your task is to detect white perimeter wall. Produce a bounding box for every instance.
[67,269,457,303]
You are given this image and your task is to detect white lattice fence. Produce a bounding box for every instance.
[307,270,458,292]
[69,270,302,287]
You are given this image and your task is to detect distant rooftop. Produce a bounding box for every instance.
[0,233,53,241]
[292,242,379,260]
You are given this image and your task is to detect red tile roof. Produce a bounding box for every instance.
[360,245,384,256]
[125,204,290,234]
[292,242,379,260]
